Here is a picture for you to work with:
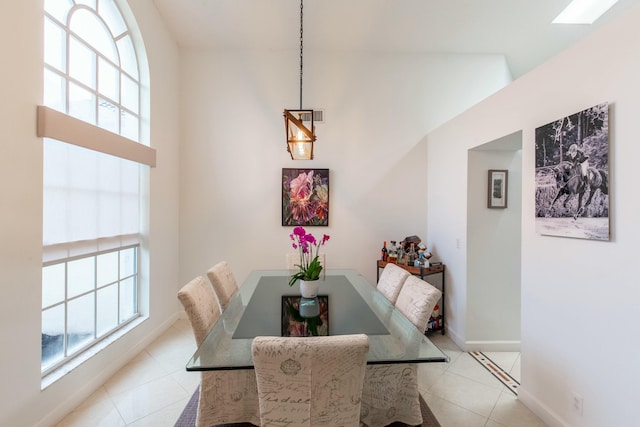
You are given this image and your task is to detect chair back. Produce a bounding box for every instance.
[252,334,369,427]
[177,276,221,346]
[206,261,239,310]
[377,263,410,304]
[395,275,442,332]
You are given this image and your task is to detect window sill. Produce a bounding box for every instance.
[41,316,148,390]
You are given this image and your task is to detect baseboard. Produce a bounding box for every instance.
[518,387,570,427]
[465,340,521,352]
[35,312,182,427]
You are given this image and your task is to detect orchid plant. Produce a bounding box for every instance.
[288,226,330,287]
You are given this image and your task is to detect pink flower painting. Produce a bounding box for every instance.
[282,168,329,226]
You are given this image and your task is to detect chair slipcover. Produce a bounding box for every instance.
[376,263,410,304]
[177,276,220,347]
[362,276,441,426]
[395,275,443,333]
[178,276,260,427]
[252,334,369,427]
[206,261,239,310]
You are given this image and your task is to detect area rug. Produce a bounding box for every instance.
[174,387,441,427]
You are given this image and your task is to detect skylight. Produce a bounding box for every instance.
[553,0,619,24]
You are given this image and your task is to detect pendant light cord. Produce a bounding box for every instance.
[299,0,304,109]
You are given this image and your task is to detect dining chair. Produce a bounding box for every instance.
[206,260,239,310]
[252,334,369,427]
[395,275,443,333]
[376,262,410,304]
[362,276,441,427]
[177,276,260,427]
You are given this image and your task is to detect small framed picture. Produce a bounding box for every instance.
[488,169,508,209]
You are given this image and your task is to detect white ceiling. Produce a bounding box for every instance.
[151,0,640,79]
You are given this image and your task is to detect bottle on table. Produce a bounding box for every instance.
[407,243,416,265]
[381,241,388,261]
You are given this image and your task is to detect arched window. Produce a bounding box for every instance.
[40,0,153,377]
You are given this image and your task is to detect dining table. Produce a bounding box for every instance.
[186,269,449,371]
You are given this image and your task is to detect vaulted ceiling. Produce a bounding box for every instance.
[152,0,640,79]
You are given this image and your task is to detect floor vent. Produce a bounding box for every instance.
[469,351,520,395]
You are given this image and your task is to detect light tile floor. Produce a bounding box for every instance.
[55,320,547,427]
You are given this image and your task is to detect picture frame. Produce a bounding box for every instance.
[488,169,508,209]
[534,102,609,240]
[281,295,329,337]
[282,168,329,226]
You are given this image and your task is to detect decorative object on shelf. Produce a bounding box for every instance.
[283,0,316,160]
[287,226,330,290]
[535,102,609,240]
[488,169,508,209]
[282,168,329,226]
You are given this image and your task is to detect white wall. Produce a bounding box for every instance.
[178,49,512,287]
[466,143,522,349]
[0,1,182,426]
[427,6,640,427]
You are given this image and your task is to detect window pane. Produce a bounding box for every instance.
[99,0,127,38]
[43,69,66,113]
[76,0,97,10]
[119,276,136,322]
[120,74,138,113]
[117,35,138,79]
[67,256,95,298]
[97,251,118,286]
[45,0,73,23]
[42,305,66,369]
[67,293,95,353]
[44,18,66,72]
[121,110,139,141]
[97,284,118,336]
[69,81,96,124]
[120,247,136,278]
[42,264,66,308]
[70,8,117,63]
[69,36,96,89]
[98,98,118,133]
[98,57,119,101]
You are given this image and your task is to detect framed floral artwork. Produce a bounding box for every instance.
[282,168,329,226]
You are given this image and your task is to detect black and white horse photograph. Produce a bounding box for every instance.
[534,103,610,240]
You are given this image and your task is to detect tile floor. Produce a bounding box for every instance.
[55,319,547,427]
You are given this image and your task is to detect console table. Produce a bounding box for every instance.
[376,260,445,335]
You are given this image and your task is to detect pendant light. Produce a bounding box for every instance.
[284,0,316,160]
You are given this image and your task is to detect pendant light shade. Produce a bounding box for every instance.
[284,109,315,160]
[284,0,316,160]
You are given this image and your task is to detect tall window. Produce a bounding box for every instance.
[41,0,153,375]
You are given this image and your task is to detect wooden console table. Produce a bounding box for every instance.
[376,260,446,335]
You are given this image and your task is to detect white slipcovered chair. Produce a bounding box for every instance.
[252,334,369,427]
[361,276,442,427]
[376,262,410,304]
[206,260,239,310]
[177,276,260,427]
[395,275,442,333]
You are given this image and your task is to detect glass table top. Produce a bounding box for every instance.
[186,269,449,371]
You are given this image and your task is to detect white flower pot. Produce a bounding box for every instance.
[299,279,320,298]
